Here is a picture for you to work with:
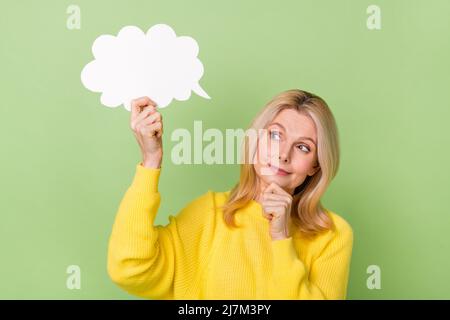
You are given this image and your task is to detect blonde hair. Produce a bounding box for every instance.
[220,89,340,239]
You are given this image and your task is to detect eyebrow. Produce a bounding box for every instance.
[269,122,317,146]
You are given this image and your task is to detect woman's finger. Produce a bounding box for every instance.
[262,212,273,220]
[262,200,287,208]
[264,183,278,194]
[263,192,291,203]
[263,206,283,218]
[135,104,156,122]
[130,97,156,119]
[137,111,161,127]
[131,106,157,131]
[141,121,162,137]
[264,184,293,207]
[264,182,289,196]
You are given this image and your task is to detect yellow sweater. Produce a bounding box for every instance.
[107,162,354,300]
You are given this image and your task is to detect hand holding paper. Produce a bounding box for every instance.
[130,96,163,169]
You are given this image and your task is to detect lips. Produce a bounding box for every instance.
[268,163,291,175]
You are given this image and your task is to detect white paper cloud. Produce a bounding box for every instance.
[81,24,210,110]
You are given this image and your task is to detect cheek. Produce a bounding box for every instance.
[290,155,315,175]
[257,134,282,165]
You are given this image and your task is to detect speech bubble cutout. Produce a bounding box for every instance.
[81,24,210,110]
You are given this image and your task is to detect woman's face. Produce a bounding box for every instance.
[254,109,320,195]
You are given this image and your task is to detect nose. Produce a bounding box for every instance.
[268,135,290,164]
[279,154,288,163]
[278,143,289,163]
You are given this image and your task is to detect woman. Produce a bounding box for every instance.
[107,89,353,300]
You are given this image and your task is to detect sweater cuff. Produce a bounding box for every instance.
[131,162,161,193]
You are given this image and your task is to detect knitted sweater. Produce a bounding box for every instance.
[107,162,354,299]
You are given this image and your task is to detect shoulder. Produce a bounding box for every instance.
[323,209,354,245]
[176,190,216,216]
[212,190,231,207]
[170,190,223,226]
[183,190,229,211]
[327,210,353,236]
[303,210,353,260]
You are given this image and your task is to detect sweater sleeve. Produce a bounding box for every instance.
[269,217,354,300]
[107,162,216,300]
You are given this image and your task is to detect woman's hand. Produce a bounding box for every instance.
[130,96,163,169]
[261,182,293,240]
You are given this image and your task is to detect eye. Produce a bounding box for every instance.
[269,130,281,141]
[297,144,310,153]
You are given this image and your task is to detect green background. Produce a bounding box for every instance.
[1,0,449,299]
